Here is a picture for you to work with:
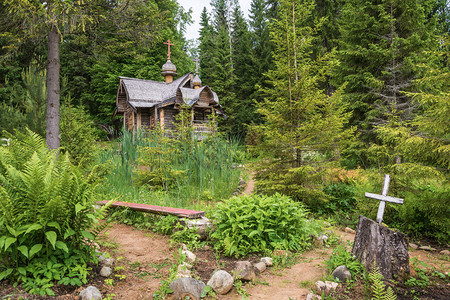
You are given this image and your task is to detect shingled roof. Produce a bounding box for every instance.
[178,86,219,106]
[120,73,191,109]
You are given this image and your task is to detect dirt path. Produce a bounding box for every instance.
[98,223,175,299]
[243,171,256,195]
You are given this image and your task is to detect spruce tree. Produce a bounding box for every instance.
[230,4,255,137]
[335,0,436,132]
[252,0,353,205]
[199,7,215,84]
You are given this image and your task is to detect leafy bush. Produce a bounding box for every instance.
[60,100,99,168]
[322,183,357,213]
[0,130,107,295]
[210,194,320,257]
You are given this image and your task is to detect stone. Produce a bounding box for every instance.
[79,286,102,300]
[332,265,352,282]
[440,250,450,255]
[352,215,410,280]
[409,243,418,250]
[169,278,206,300]
[99,266,112,277]
[207,270,234,295]
[102,258,114,267]
[254,261,266,274]
[418,245,436,251]
[313,281,338,297]
[306,292,322,300]
[316,233,328,246]
[181,243,188,251]
[261,257,273,266]
[186,217,212,240]
[344,227,356,234]
[234,261,256,281]
[182,250,196,263]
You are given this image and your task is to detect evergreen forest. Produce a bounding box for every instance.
[0,0,449,298]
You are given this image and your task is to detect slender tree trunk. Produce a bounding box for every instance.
[46,24,61,149]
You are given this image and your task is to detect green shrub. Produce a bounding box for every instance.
[210,194,320,257]
[322,183,357,213]
[60,100,99,168]
[0,130,108,295]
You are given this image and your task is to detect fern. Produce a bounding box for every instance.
[0,130,106,294]
[369,263,397,300]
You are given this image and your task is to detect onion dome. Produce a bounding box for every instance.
[193,74,202,88]
[161,59,177,77]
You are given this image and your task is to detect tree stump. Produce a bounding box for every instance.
[352,215,410,280]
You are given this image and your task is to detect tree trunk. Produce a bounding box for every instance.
[46,24,61,149]
[352,215,410,280]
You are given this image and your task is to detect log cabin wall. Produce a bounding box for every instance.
[163,106,179,131]
[141,108,151,128]
[117,85,127,112]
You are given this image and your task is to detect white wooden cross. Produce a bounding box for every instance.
[365,174,404,224]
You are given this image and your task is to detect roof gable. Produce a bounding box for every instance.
[119,73,192,108]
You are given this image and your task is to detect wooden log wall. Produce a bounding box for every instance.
[141,108,151,128]
[163,106,179,131]
[117,86,127,112]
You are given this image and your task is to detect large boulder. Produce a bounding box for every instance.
[352,215,410,280]
[207,270,234,295]
[169,278,206,300]
[234,261,256,281]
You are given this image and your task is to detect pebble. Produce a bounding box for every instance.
[344,227,356,234]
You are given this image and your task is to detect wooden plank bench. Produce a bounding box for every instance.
[96,200,205,219]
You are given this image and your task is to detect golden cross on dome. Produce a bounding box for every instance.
[193,57,199,75]
[163,39,174,60]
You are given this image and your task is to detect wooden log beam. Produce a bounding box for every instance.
[96,201,205,219]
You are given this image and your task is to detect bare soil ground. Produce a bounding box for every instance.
[0,223,448,299]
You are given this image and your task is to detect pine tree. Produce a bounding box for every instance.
[252,0,353,204]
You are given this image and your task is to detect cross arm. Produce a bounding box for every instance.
[365,192,404,204]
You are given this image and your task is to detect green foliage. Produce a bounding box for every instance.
[354,169,450,242]
[211,194,320,257]
[369,263,397,300]
[325,244,365,279]
[97,129,242,208]
[0,130,109,294]
[251,0,354,207]
[60,99,99,168]
[0,63,46,136]
[322,183,357,214]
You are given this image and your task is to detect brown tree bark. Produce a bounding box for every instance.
[46,24,60,149]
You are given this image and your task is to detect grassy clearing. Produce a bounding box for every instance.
[95,129,243,209]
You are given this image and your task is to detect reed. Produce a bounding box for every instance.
[96,129,243,208]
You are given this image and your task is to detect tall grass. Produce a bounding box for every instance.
[96,129,243,209]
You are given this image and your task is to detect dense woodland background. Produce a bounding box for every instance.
[0,1,449,296]
[0,0,449,239]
